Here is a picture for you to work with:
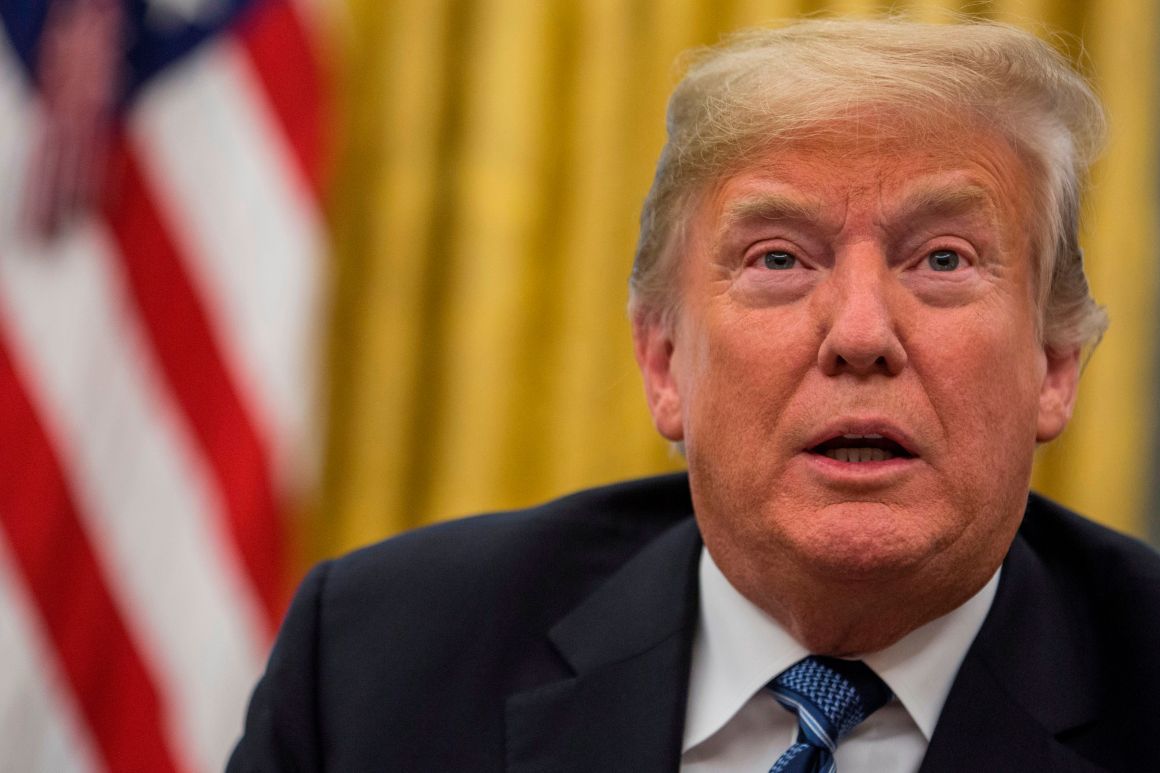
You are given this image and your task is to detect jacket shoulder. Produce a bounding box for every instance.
[229,474,694,771]
[324,472,694,609]
[1020,492,1160,685]
[1022,492,1160,596]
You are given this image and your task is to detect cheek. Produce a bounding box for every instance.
[680,308,818,432]
[912,314,1044,484]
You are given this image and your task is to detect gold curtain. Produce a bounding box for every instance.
[313,0,1159,561]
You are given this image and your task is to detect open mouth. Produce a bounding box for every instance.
[808,433,915,463]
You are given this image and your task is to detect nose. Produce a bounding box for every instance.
[816,252,907,377]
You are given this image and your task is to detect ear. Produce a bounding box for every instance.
[632,316,685,441]
[1036,346,1081,442]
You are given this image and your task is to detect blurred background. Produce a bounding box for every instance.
[0,0,1155,770]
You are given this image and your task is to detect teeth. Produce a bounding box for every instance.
[842,433,884,440]
[824,447,892,463]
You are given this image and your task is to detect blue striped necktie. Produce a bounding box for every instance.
[766,656,892,773]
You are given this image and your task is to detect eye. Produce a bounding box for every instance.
[762,251,797,270]
[927,249,961,271]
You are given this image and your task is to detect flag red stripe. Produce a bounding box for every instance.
[103,138,285,631]
[235,0,326,199]
[0,329,181,773]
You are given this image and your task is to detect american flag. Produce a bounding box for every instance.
[0,0,326,769]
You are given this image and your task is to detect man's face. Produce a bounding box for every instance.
[635,130,1080,620]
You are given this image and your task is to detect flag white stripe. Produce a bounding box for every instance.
[0,537,99,773]
[130,35,325,489]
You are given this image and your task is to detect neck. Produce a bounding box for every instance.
[717,553,997,656]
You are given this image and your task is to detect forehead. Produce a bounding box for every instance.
[698,129,1036,239]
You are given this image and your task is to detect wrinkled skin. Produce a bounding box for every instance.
[634,131,1080,654]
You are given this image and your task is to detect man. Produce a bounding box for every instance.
[230,18,1160,772]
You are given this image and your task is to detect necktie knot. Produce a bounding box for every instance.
[766,656,891,772]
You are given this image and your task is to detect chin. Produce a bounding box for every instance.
[779,501,953,580]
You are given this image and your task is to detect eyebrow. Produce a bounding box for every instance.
[713,193,828,251]
[710,182,1001,254]
[891,183,996,222]
[720,194,827,229]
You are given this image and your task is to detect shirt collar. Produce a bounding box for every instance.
[681,546,999,752]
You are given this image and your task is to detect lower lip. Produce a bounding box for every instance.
[799,451,919,483]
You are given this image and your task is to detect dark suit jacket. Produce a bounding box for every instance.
[229,473,1160,772]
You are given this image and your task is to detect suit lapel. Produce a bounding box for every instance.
[921,527,1105,772]
[505,518,702,773]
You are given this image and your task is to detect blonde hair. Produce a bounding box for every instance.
[629,18,1108,354]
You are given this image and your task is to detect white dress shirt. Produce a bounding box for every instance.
[681,547,999,773]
